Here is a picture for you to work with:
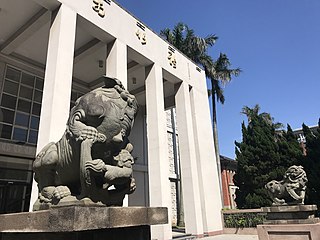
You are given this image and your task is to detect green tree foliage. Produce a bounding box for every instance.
[277,124,303,175]
[234,105,303,208]
[301,121,320,207]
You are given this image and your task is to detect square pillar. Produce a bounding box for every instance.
[29,4,77,210]
[175,82,204,236]
[106,39,128,205]
[106,39,127,88]
[145,64,172,240]
[190,87,223,235]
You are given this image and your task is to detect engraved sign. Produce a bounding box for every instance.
[168,47,177,69]
[92,0,105,18]
[136,22,146,45]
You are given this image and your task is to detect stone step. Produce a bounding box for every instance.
[172,233,196,240]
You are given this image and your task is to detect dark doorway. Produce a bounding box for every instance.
[0,178,32,214]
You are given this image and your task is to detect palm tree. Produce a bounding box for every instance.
[160,22,240,197]
[241,104,261,123]
[241,104,284,143]
[241,104,283,129]
[207,53,241,189]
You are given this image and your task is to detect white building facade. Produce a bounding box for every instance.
[0,0,222,239]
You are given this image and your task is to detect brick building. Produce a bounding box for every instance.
[220,156,237,209]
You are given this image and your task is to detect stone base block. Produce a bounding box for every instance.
[257,223,320,240]
[0,206,168,240]
[0,226,150,240]
[261,205,319,225]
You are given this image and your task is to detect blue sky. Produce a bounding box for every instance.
[116,0,320,158]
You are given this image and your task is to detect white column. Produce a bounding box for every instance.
[175,82,204,236]
[190,87,223,235]
[29,4,77,211]
[106,39,127,88]
[106,39,128,206]
[145,64,172,240]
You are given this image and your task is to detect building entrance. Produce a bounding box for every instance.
[0,179,32,213]
[0,156,33,213]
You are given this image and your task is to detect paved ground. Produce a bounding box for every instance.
[172,230,259,240]
[172,232,258,240]
[201,234,258,240]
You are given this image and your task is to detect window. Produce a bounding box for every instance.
[0,65,87,145]
[0,66,43,145]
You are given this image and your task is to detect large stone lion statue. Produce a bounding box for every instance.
[33,77,138,210]
[265,165,308,205]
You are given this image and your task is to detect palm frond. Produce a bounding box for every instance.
[211,79,225,104]
[212,53,241,85]
[160,28,174,45]
[172,22,186,50]
[241,104,260,122]
[205,34,218,46]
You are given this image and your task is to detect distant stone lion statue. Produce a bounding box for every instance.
[33,76,138,210]
[265,165,307,205]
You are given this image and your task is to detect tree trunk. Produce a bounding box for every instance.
[211,92,223,204]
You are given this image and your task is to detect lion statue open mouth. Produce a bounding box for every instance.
[265,165,307,205]
[33,77,138,210]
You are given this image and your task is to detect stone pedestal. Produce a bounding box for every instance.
[0,206,168,240]
[257,205,320,240]
[262,205,319,225]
